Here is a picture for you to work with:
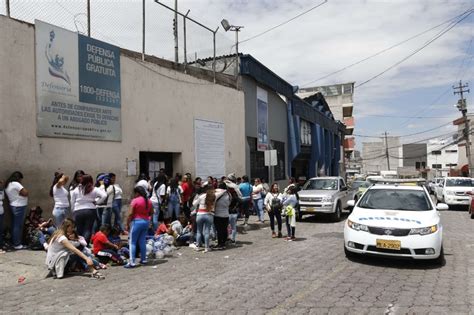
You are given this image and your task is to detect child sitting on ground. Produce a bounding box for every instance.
[67,230,106,270]
[108,226,129,259]
[92,225,124,265]
[155,218,173,236]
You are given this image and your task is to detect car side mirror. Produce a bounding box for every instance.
[341,186,347,191]
[347,200,355,207]
[436,203,449,211]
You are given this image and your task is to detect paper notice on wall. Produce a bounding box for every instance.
[194,119,225,179]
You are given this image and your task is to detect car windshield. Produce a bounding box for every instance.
[304,179,338,190]
[358,189,432,211]
[352,181,370,189]
[445,178,473,187]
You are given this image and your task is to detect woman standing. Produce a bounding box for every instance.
[45,218,101,279]
[50,172,70,227]
[150,174,166,230]
[214,182,231,250]
[193,183,222,253]
[68,170,85,192]
[166,178,183,221]
[70,174,107,244]
[110,173,125,232]
[264,183,283,238]
[252,178,265,223]
[125,186,153,268]
[5,171,28,250]
[283,186,298,241]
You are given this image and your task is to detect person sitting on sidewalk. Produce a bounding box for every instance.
[24,206,55,250]
[46,218,103,279]
[171,214,192,246]
[91,225,124,265]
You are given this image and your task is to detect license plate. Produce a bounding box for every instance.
[376,239,401,250]
[305,207,315,212]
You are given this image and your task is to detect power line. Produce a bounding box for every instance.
[354,121,454,138]
[301,7,474,87]
[355,10,474,88]
[239,0,328,44]
[361,114,447,119]
[361,130,459,157]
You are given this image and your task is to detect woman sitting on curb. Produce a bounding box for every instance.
[45,218,104,279]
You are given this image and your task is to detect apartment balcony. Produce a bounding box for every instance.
[344,136,355,152]
[344,116,354,135]
[343,103,353,118]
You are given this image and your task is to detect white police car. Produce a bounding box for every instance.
[344,180,447,264]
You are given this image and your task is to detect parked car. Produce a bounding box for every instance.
[428,178,442,194]
[435,177,473,208]
[344,180,447,264]
[297,177,350,222]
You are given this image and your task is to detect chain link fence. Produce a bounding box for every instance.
[1,0,236,66]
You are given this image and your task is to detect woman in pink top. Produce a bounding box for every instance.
[125,186,153,268]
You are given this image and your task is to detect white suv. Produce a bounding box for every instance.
[435,177,473,208]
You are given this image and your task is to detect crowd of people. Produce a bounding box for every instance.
[0,169,300,279]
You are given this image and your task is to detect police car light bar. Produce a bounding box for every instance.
[371,178,426,185]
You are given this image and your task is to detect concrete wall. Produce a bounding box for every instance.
[0,16,245,214]
[402,143,427,167]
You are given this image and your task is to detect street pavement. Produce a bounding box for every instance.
[1,209,474,314]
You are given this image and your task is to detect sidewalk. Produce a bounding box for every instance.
[0,219,270,288]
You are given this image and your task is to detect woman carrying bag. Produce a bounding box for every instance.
[264,183,283,238]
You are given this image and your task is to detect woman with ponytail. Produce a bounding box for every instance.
[50,172,70,227]
[125,186,153,268]
[70,174,107,244]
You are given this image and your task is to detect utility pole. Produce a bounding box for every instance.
[454,80,471,176]
[87,0,91,37]
[384,131,390,171]
[173,0,179,63]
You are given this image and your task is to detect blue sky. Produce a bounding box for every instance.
[3,0,473,150]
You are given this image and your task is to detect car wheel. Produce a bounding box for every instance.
[433,246,445,266]
[331,202,342,222]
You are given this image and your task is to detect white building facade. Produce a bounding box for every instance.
[427,139,459,178]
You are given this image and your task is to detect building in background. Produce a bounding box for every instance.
[427,138,459,178]
[399,143,427,178]
[362,136,401,174]
[297,83,355,160]
[192,54,346,183]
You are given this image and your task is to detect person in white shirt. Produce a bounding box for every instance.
[5,171,29,249]
[135,174,151,196]
[264,183,283,238]
[49,172,70,228]
[252,178,265,223]
[110,173,125,232]
[0,180,5,253]
[70,174,107,244]
[150,174,167,230]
